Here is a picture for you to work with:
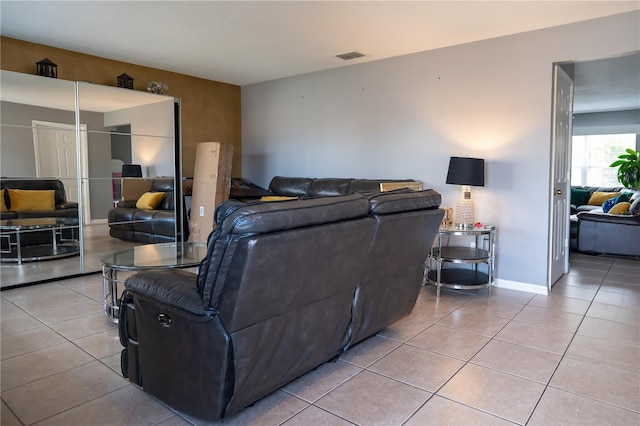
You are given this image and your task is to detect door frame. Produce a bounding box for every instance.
[32,120,90,224]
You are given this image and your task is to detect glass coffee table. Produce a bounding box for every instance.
[101,242,208,322]
[0,217,80,264]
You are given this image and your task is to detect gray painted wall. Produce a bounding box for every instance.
[241,11,640,291]
[573,109,640,135]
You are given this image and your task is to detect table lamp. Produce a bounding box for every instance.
[121,164,143,178]
[446,156,485,229]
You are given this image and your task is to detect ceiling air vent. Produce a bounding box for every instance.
[335,51,365,60]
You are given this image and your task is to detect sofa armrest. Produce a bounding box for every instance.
[58,201,78,210]
[124,269,207,315]
[577,211,640,226]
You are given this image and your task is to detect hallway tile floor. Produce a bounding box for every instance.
[1,252,638,425]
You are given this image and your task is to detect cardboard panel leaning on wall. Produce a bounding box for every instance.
[0,36,242,178]
[189,142,234,243]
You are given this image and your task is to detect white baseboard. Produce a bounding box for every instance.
[494,278,548,295]
[90,219,108,225]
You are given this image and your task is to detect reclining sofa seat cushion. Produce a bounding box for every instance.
[348,189,444,347]
[122,193,376,419]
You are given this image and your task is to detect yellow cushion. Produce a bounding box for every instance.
[609,202,630,215]
[0,189,6,212]
[259,196,298,202]
[588,191,620,206]
[136,192,165,209]
[7,189,55,211]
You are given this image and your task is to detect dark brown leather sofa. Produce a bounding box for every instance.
[118,189,444,420]
[108,178,178,243]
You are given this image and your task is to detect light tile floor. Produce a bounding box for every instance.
[1,252,638,425]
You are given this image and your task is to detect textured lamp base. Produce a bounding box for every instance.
[454,185,475,229]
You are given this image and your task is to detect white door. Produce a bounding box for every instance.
[32,121,90,223]
[548,66,573,289]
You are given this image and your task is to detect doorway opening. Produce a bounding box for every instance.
[32,120,90,224]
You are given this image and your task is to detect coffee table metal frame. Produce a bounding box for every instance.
[0,217,80,265]
[100,242,207,322]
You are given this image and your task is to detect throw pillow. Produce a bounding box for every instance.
[570,188,590,205]
[136,192,165,210]
[588,191,620,206]
[602,197,616,213]
[0,189,6,212]
[7,189,55,211]
[617,192,632,204]
[259,196,298,202]
[609,202,630,215]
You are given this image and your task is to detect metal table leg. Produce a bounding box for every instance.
[102,265,120,322]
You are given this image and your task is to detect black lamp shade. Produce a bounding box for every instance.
[446,157,485,187]
[121,164,143,178]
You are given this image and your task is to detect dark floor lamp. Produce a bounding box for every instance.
[446,157,485,229]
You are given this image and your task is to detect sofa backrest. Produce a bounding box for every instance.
[1,178,68,209]
[196,193,375,414]
[348,189,443,347]
[268,176,419,198]
[149,178,175,210]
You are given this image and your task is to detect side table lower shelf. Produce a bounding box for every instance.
[425,225,496,298]
[426,269,492,291]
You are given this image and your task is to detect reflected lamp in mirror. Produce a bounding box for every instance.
[122,164,143,178]
[446,156,485,229]
[35,58,57,78]
[117,73,134,89]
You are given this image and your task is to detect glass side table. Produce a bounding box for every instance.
[425,225,496,298]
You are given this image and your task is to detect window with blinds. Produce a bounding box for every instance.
[571,133,637,186]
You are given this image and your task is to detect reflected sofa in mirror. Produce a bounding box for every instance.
[0,71,181,288]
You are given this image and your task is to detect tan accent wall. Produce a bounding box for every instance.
[0,36,241,177]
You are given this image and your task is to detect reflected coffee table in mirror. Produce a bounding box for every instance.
[0,217,80,265]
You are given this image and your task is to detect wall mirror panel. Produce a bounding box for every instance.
[1,70,181,288]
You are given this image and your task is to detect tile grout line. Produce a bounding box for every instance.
[522,257,615,425]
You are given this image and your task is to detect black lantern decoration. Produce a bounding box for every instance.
[35,58,58,78]
[117,73,134,89]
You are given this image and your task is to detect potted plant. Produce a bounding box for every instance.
[610,148,640,188]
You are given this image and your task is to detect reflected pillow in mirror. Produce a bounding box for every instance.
[0,189,7,212]
[136,192,165,210]
[7,189,55,211]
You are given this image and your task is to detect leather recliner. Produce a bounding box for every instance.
[118,189,443,420]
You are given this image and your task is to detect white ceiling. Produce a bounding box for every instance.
[1,1,639,112]
[573,52,640,114]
